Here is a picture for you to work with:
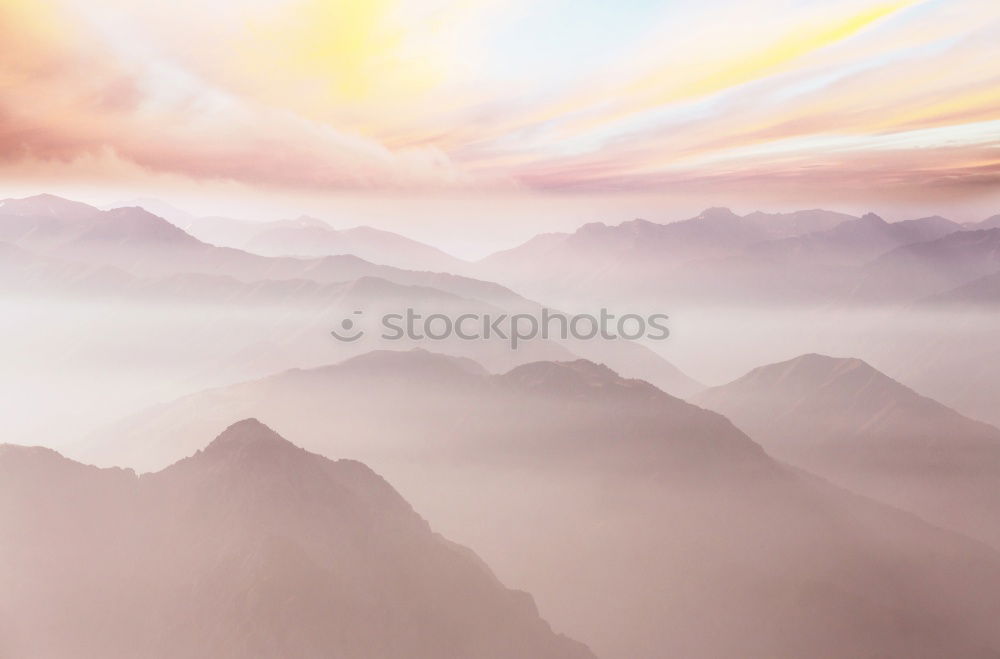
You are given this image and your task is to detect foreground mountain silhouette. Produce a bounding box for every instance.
[696,353,1000,547]
[0,419,594,659]
[88,350,1000,659]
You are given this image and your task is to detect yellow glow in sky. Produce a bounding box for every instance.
[0,0,997,200]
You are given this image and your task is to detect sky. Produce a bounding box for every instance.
[1,0,999,252]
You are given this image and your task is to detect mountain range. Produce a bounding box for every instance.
[83,349,1000,659]
[696,353,1000,548]
[116,197,468,271]
[476,207,995,306]
[0,195,702,395]
[964,214,1000,231]
[0,419,594,659]
[105,199,1000,308]
[921,270,1000,307]
[0,194,515,306]
[192,215,467,271]
[858,228,1000,302]
[481,207,857,274]
[11,194,998,309]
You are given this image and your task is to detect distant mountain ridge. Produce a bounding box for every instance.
[920,270,1000,307]
[117,202,468,272]
[964,214,1000,231]
[242,219,467,270]
[477,207,982,305]
[113,197,469,271]
[479,207,858,277]
[748,212,964,264]
[86,349,727,473]
[10,194,994,307]
[0,195,701,400]
[0,195,199,249]
[0,194,520,306]
[857,228,1000,301]
[696,353,1000,547]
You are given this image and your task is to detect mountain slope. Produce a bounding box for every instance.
[0,196,199,250]
[856,228,1000,301]
[84,350,1000,659]
[86,350,749,474]
[0,193,103,222]
[964,214,1000,230]
[920,270,1000,307]
[162,209,469,272]
[477,210,963,305]
[740,208,857,237]
[482,207,857,273]
[747,212,961,265]
[477,207,827,289]
[696,353,1000,547]
[0,194,521,306]
[0,238,697,397]
[119,200,469,272]
[0,420,594,659]
[243,218,467,270]
[659,213,967,304]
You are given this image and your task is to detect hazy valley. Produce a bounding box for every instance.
[3,193,1000,658]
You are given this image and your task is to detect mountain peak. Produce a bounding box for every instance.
[618,218,657,230]
[88,206,202,244]
[979,214,1000,230]
[3,428,596,659]
[202,418,298,457]
[503,359,662,398]
[748,353,875,382]
[859,212,888,225]
[0,193,102,221]
[696,207,739,221]
[18,193,71,204]
[575,221,611,236]
[786,352,868,368]
[696,353,925,416]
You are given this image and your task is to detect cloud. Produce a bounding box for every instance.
[0,0,491,190]
[0,0,997,201]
